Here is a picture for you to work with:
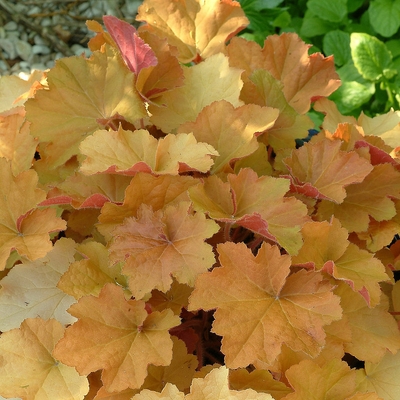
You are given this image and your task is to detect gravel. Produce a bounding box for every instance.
[0,0,142,79]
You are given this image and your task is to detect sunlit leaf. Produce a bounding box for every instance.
[0,158,66,270]
[25,45,147,168]
[53,284,181,392]
[149,53,243,132]
[178,100,279,174]
[189,242,342,367]
[137,0,249,62]
[0,318,88,400]
[80,128,218,175]
[109,202,219,299]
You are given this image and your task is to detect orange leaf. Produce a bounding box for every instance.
[136,0,248,62]
[336,283,400,363]
[0,70,45,113]
[284,139,373,203]
[178,100,279,174]
[98,173,196,241]
[53,283,181,392]
[230,368,292,399]
[0,158,66,269]
[25,45,147,168]
[316,164,400,232]
[0,109,38,175]
[188,242,342,368]
[109,202,219,299]
[189,168,309,254]
[42,172,132,209]
[0,318,88,400]
[80,127,218,175]
[292,218,389,307]
[241,69,313,150]
[227,34,340,114]
[149,53,243,132]
[283,359,357,399]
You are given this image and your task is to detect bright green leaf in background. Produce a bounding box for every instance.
[351,33,393,81]
[369,0,400,37]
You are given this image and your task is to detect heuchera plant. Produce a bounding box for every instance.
[1,0,400,399]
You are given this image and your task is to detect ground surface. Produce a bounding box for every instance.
[0,0,140,77]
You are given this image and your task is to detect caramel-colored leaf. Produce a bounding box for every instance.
[98,173,196,241]
[109,202,219,299]
[80,127,218,175]
[137,0,248,62]
[178,100,279,174]
[227,34,340,115]
[292,218,389,307]
[189,168,309,254]
[186,366,274,400]
[230,369,292,400]
[189,242,342,367]
[0,109,38,175]
[316,164,400,232]
[241,69,313,150]
[0,158,66,269]
[0,318,88,400]
[284,139,373,203]
[25,46,147,168]
[336,283,400,363]
[0,70,45,113]
[53,284,181,392]
[149,53,243,132]
[283,359,357,399]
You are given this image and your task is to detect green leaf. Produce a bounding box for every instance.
[386,39,400,58]
[300,10,336,38]
[307,0,347,22]
[329,62,375,113]
[323,30,351,66]
[330,80,375,114]
[369,0,400,37]
[350,32,393,81]
[347,0,366,13]
[239,0,284,10]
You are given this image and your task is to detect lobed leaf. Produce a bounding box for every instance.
[284,139,373,204]
[80,127,219,175]
[227,34,341,115]
[189,242,342,368]
[149,53,243,132]
[0,158,66,269]
[25,45,147,168]
[136,0,249,62]
[189,168,309,254]
[178,100,279,174]
[292,218,389,307]
[109,202,219,299]
[283,359,357,399]
[0,318,88,400]
[53,283,181,392]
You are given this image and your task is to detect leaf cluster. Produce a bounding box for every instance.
[238,0,400,117]
[0,1,400,399]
